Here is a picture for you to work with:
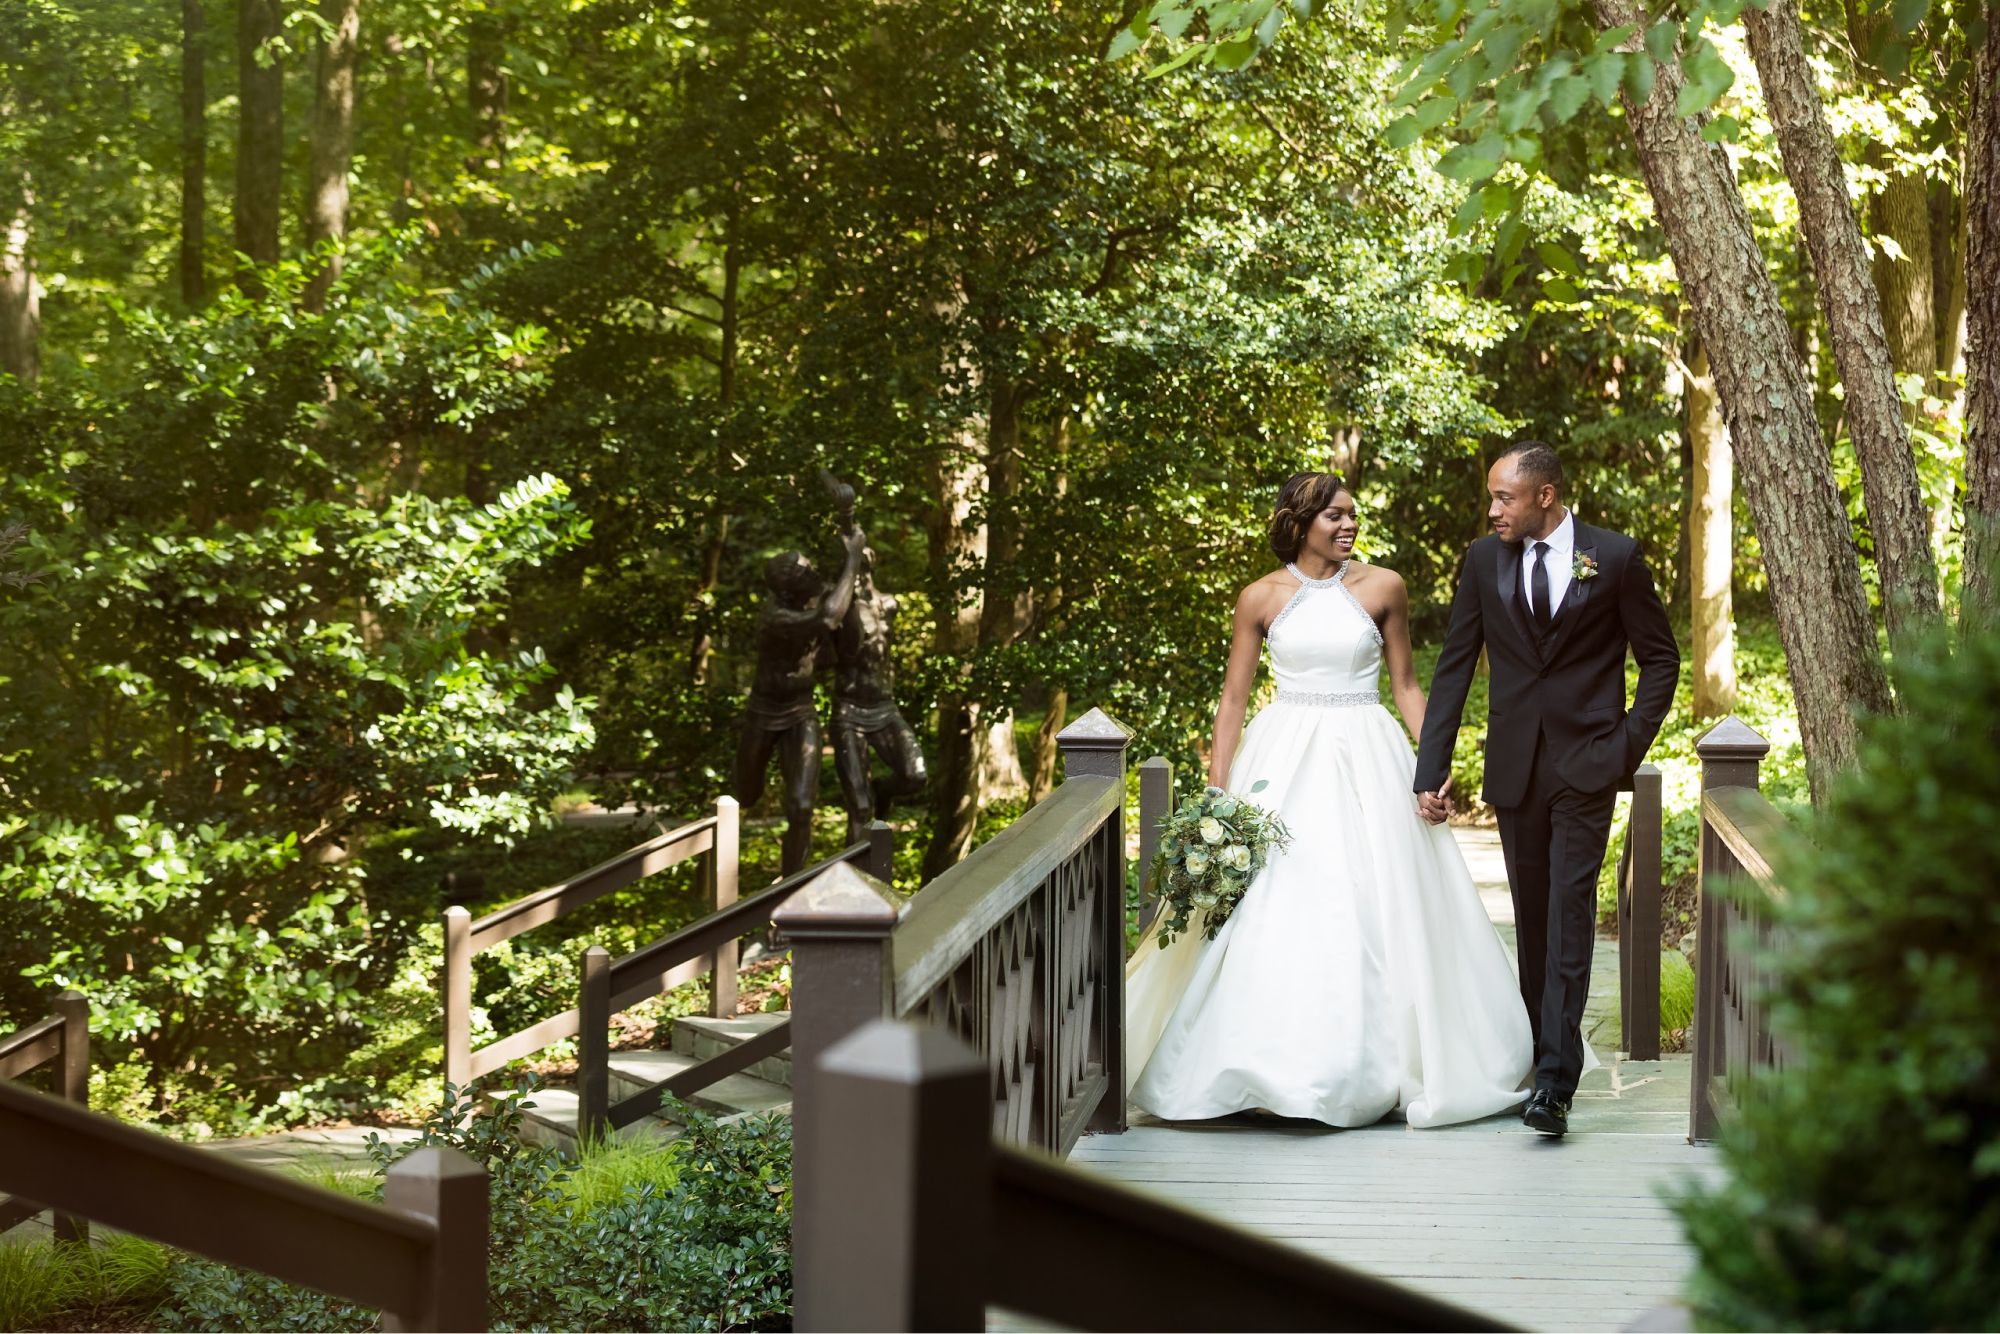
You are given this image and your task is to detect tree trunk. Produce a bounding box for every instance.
[234,0,284,291]
[466,16,506,175]
[1595,0,1891,802]
[1963,10,2000,632]
[1872,171,1937,413]
[923,432,990,877]
[180,0,207,306]
[1028,413,1072,807]
[689,218,741,687]
[1742,0,1941,656]
[1689,342,1736,718]
[303,0,360,313]
[974,375,1030,806]
[0,187,39,386]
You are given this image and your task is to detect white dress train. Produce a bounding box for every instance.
[1126,563,1534,1129]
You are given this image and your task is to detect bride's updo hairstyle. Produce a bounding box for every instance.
[1268,471,1351,563]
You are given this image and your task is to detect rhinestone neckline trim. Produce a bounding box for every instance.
[1270,560,1385,649]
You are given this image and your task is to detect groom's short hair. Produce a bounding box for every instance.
[1498,441,1563,497]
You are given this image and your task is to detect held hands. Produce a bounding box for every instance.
[1415,776,1455,825]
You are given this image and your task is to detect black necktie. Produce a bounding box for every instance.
[1531,541,1552,633]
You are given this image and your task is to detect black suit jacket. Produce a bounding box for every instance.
[1413,522,1680,808]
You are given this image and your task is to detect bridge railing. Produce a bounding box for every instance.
[776,707,1133,1310]
[796,1019,1507,1332]
[1617,763,1665,1060]
[0,988,89,1242]
[0,1079,488,1332]
[1689,716,1795,1145]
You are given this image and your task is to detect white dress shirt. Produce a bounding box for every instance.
[1521,508,1576,622]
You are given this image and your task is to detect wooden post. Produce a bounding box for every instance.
[867,818,895,885]
[382,1147,489,1334]
[794,1021,990,1332]
[1624,765,1663,1062]
[1135,756,1172,934]
[1690,717,1769,1144]
[1056,707,1132,1135]
[442,907,472,1093]
[577,946,611,1148]
[51,989,88,1244]
[770,862,900,1309]
[710,796,740,1020]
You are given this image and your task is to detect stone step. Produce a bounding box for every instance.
[670,1012,793,1090]
[513,1088,685,1155]
[606,1049,793,1119]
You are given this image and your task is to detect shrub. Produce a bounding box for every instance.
[0,1232,171,1332]
[1672,622,2000,1329]
[156,1079,792,1332]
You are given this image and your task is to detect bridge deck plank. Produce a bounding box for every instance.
[1057,828,1720,1332]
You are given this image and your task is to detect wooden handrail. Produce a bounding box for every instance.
[0,1015,63,1080]
[2,988,90,1243]
[890,775,1119,1013]
[445,800,738,1091]
[575,835,884,1141]
[0,1081,487,1331]
[607,839,870,1010]
[1618,764,1663,1061]
[1701,785,1789,889]
[467,818,718,952]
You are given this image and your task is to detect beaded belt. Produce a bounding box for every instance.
[1275,688,1378,708]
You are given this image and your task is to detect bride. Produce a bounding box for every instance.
[1126,471,1533,1128]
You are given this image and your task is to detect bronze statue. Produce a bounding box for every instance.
[733,523,865,875]
[829,537,928,843]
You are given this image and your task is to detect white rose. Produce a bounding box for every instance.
[1184,848,1209,875]
[1222,844,1252,872]
[1193,891,1219,910]
[1199,817,1225,844]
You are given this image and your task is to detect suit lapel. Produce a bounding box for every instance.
[1494,539,1542,659]
[1541,527,1599,663]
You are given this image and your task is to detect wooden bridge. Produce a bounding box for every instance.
[0,708,1790,1332]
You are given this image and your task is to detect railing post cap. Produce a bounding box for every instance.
[770,860,901,938]
[819,1018,984,1085]
[1055,707,1132,751]
[1138,754,1171,770]
[387,1144,489,1186]
[1695,716,1771,759]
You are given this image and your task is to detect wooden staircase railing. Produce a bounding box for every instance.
[0,1080,488,1332]
[796,1019,1512,1332]
[574,823,892,1141]
[0,988,89,1242]
[1689,717,1793,1144]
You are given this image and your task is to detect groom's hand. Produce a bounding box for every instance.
[1416,775,1457,824]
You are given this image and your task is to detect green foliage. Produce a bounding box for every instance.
[1658,946,1694,1040]
[0,1232,172,1333]
[1672,621,2000,1330]
[156,1080,793,1333]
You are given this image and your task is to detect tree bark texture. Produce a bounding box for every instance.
[1596,0,1890,802]
[922,430,990,878]
[0,190,39,386]
[303,0,360,312]
[180,0,207,306]
[1689,343,1737,718]
[1872,171,1937,411]
[1963,9,2000,630]
[466,17,507,175]
[234,0,284,288]
[1742,0,1940,653]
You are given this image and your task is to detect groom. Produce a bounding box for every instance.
[1413,442,1679,1137]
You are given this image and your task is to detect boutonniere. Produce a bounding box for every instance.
[1572,552,1599,581]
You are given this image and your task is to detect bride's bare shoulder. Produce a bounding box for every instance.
[1343,561,1407,614]
[1234,569,1298,622]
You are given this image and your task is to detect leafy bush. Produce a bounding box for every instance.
[157,1079,792,1332]
[1672,622,2000,1330]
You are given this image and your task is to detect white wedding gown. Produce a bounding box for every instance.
[1126,562,1534,1128]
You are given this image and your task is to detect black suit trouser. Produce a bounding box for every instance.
[1496,732,1618,1098]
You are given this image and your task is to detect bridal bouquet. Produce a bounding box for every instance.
[1151,781,1291,947]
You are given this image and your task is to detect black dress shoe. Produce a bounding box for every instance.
[1523,1090,1569,1137]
